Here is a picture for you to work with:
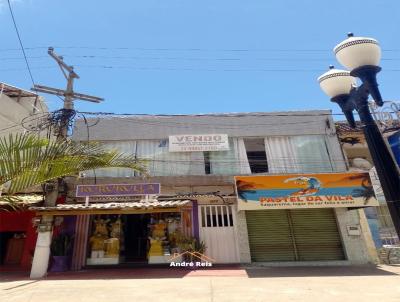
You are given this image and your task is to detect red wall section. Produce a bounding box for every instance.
[0,211,34,232]
[0,211,37,269]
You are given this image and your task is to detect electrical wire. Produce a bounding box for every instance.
[6,0,35,87]
[0,123,25,134]
[1,55,400,62]
[73,112,341,129]
[6,0,45,112]
[77,111,348,117]
[2,65,400,73]
[0,46,400,52]
[0,110,345,133]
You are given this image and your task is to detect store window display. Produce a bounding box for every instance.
[87,216,121,265]
[147,214,181,264]
[86,213,184,265]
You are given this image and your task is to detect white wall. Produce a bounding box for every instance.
[0,93,47,137]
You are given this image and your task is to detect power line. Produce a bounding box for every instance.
[0,46,400,52]
[0,110,347,134]
[0,123,25,134]
[6,0,45,112]
[2,55,400,62]
[3,65,400,73]
[6,0,35,88]
[78,111,343,117]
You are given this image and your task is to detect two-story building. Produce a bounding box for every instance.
[30,109,379,277]
[0,82,47,271]
[336,120,400,263]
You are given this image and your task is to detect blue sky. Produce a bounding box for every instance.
[0,0,399,116]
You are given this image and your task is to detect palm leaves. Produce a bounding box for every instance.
[0,133,146,201]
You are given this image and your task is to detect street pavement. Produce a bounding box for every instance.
[1,265,400,302]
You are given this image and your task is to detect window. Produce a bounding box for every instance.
[204,151,211,174]
[86,141,137,177]
[136,140,205,176]
[243,138,268,173]
[292,136,334,172]
[265,135,334,173]
[201,205,234,228]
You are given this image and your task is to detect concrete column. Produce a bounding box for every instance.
[358,209,379,264]
[30,216,53,279]
[335,208,376,264]
[235,209,251,263]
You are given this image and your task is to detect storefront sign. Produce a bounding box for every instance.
[76,183,160,197]
[169,134,229,152]
[235,172,379,210]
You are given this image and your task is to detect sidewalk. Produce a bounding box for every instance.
[1,265,400,302]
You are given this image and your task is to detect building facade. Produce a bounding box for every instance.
[30,110,379,277]
[0,83,47,271]
[336,120,400,263]
[0,82,47,136]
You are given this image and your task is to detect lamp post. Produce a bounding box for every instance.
[318,33,400,238]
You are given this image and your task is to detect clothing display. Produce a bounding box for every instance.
[87,216,121,265]
[147,215,181,263]
[86,213,182,265]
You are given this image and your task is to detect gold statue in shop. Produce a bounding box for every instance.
[89,218,122,258]
[105,218,122,257]
[89,218,110,258]
[148,220,167,257]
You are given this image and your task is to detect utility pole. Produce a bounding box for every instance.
[31,47,104,205]
[32,47,103,140]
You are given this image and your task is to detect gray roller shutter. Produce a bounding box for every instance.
[245,210,295,262]
[246,209,345,262]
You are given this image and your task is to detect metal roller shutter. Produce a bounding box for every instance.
[290,209,345,261]
[246,209,345,262]
[245,210,295,262]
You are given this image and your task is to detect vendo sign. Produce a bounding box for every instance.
[169,134,229,152]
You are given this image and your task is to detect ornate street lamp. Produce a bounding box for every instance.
[318,33,400,238]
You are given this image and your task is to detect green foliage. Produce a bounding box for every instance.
[175,232,207,254]
[0,133,146,202]
[50,233,72,256]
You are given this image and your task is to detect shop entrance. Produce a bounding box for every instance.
[123,214,150,262]
[86,211,185,266]
[246,208,345,262]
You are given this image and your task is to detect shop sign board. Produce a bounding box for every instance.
[76,183,160,197]
[169,134,229,152]
[235,172,379,210]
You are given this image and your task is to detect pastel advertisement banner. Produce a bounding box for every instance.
[235,172,379,210]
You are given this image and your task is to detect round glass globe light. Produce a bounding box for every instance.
[334,35,381,70]
[318,67,356,98]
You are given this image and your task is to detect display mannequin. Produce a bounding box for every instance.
[148,220,167,257]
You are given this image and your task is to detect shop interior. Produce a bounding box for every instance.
[87,212,183,265]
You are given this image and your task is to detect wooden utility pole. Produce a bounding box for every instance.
[32,47,103,140]
[31,47,104,205]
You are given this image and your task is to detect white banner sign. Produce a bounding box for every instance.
[169,134,229,152]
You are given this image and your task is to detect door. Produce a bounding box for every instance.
[199,205,240,263]
[246,208,345,262]
[124,214,150,262]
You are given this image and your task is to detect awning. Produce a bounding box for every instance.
[30,200,191,216]
[0,194,44,209]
